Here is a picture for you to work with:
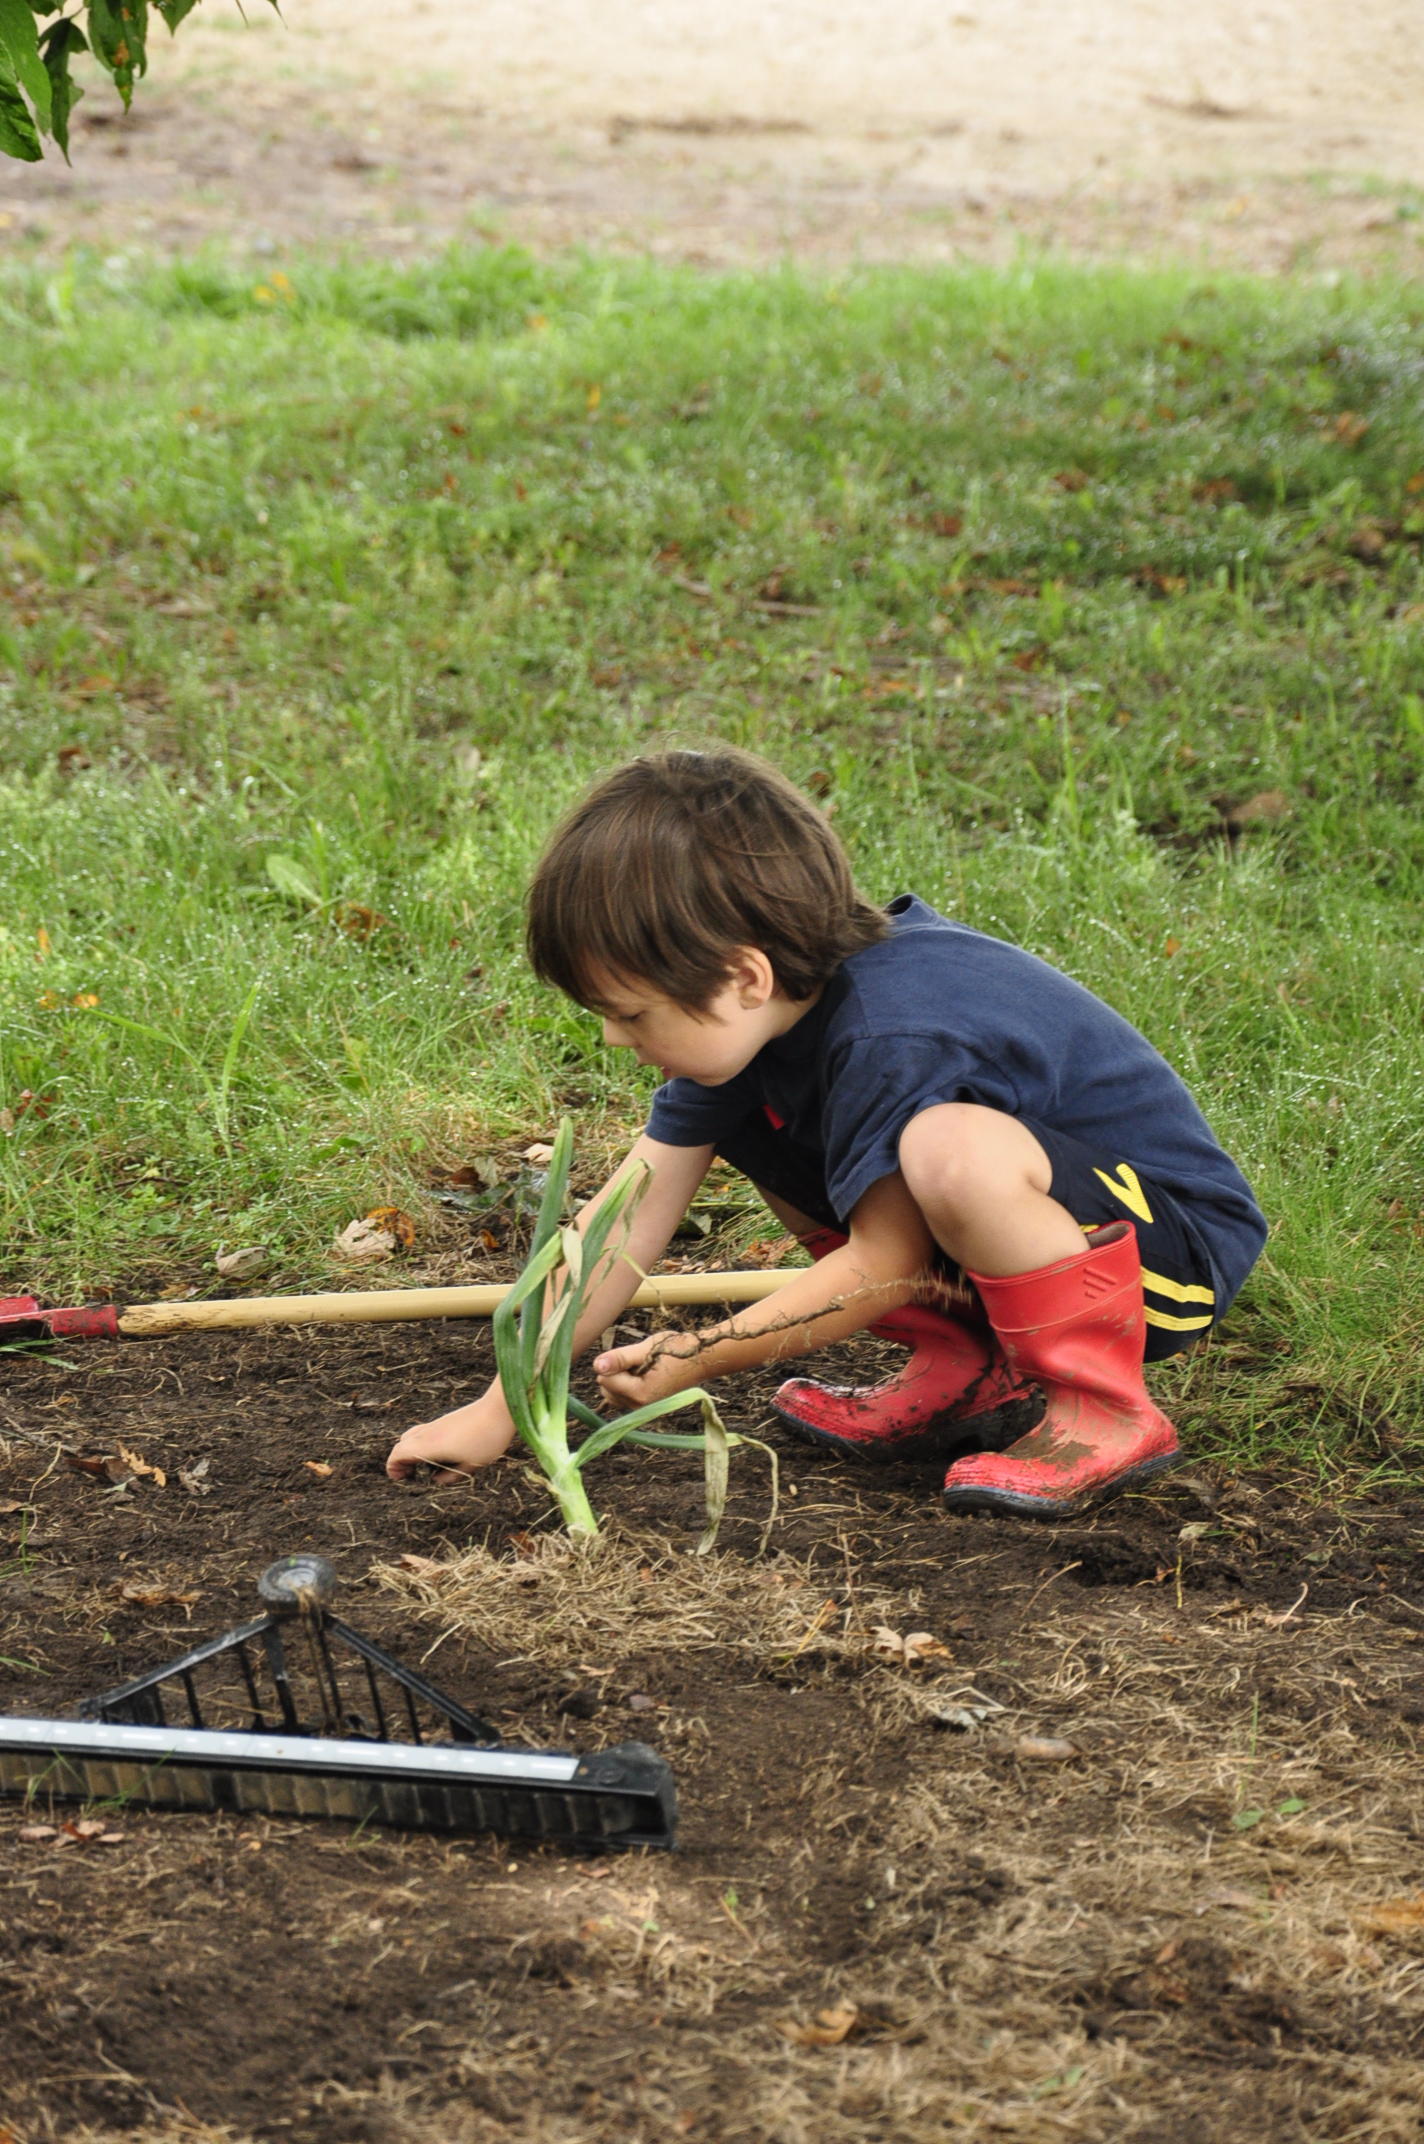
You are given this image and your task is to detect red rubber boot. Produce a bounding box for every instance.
[941,1222,1181,1518]
[771,1230,1040,1464]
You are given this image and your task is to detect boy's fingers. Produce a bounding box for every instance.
[593,1342,648,1375]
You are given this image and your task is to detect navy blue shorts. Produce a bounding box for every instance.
[1015,1119,1217,1362]
[721,1110,1218,1366]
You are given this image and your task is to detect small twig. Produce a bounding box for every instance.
[1017,1562,1082,1624]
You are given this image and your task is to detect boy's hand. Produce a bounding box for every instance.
[386,1392,517,1483]
[594,1329,701,1407]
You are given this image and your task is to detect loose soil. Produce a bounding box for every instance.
[3,1314,1424,2142]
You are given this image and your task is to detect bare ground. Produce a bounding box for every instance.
[3,1314,1424,2144]
[1,0,1423,274]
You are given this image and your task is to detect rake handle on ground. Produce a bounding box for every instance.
[114,1269,801,1338]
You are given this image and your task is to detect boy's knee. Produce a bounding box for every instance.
[899,1103,1047,1219]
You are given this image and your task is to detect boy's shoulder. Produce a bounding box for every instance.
[829,896,1045,1025]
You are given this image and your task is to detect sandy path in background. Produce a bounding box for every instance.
[2,0,1423,268]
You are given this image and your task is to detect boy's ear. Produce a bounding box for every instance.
[728,946,777,1007]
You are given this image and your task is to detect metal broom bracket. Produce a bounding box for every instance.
[0,1552,678,1850]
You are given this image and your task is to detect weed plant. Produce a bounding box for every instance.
[1,248,1422,1471]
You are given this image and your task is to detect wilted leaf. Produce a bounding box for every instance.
[1053,468,1091,491]
[902,1631,951,1666]
[523,1142,556,1165]
[366,1206,415,1249]
[215,1245,271,1281]
[178,1459,212,1496]
[332,1217,396,1263]
[1015,1736,1080,1762]
[777,2003,860,2048]
[397,1552,447,1578]
[1326,411,1370,447]
[1196,1886,1263,1914]
[65,1452,132,1485]
[18,1824,56,1843]
[0,1498,29,1517]
[117,1442,167,1488]
[872,1626,905,1658]
[112,1581,201,1611]
[335,901,388,940]
[1227,789,1290,827]
[304,1460,333,1479]
[1358,1894,1424,1934]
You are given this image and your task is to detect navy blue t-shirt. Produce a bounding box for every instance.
[645,895,1267,1312]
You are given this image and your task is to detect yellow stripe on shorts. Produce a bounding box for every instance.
[1140,1265,1215,1307]
[1144,1306,1214,1332]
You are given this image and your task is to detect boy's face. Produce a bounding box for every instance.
[590,950,811,1085]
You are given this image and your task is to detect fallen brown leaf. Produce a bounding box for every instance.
[902,1631,951,1666]
[397,1553,447,1578]
[335,901,389,940]
[1358,1894,1424,1935]
[178,1458,212,1495]
[0,1498,29,1517]
[65,1453,132,1485]
[332,1216,396,1263]
[304,1460,333,1479]
[1015,1735,1079,1762]
[365,1206,415,1249]
[215,1245,271,1281]
[777,2003,860,2048]
[112,1580,201,1611]
[117,1442,167,1488]
[18,1824,56,1843]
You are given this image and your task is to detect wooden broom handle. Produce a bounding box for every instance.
[116,1268,801,1338]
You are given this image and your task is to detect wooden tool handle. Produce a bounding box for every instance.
[116,1268,801,1338]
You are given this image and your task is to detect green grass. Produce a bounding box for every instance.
[2,246,1423,1469]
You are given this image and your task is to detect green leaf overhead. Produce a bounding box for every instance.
[0,0,50,125]
[86,0,148,105]
[0,0,278,153]
[0,55,42,158]
[40,17,87,159]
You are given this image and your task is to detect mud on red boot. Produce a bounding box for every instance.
[941,1221,1181,1519]
[771,1230,1042,1464]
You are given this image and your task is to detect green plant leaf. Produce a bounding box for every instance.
[87,0,148,104]
[696,1394,730,1554]
[0,0,50,126]
[265,853,324,907]
[0,54,42,158]
[1231,1808,1265,1830]
[39,17,85,158]
[1276,1797,1306,1817]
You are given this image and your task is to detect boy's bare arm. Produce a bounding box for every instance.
[594,1170,935,1404]
[562,1134,715,1355]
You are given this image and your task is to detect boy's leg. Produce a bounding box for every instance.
[897,1104,1185,1516]
[752,1177,1041,1464]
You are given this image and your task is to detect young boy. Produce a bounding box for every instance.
[387,749,1266,1517]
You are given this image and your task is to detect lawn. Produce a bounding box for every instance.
[2,247,1424,1470]
[6,245,1424,2144]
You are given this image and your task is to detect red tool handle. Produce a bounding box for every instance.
[45,1305,120,1340]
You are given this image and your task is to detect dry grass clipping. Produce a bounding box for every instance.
[373,1522,907,1675]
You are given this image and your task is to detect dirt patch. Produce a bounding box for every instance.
[3,1316,1424,2141]
[2,0,1422,276]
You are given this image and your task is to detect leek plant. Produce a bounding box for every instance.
[492,1121,775,1547]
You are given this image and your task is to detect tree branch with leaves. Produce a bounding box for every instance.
[0,0,275,162]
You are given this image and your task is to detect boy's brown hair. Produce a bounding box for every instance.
[526,749,888,1010]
